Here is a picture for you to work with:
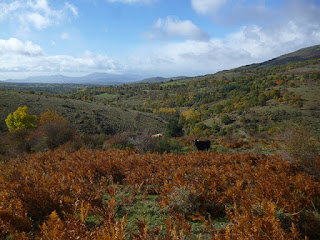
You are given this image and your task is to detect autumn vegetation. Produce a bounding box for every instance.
[0,50,319,239]
[0,106,319,239]
[0,146,319,239]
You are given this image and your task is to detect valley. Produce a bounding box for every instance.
[0,45,319,240]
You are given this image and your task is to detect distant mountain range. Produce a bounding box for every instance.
[3,72,141,85]
[2,72,189,85]
[2,44,320,85]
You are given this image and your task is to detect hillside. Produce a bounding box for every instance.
[0,46,319,240]
[1,45,320,137]
[65,45,320,137]
[139,76,189,84]
[0,90,165,134]
[222,44,320,74]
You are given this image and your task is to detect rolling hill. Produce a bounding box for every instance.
[139,76,189,83]
[0,90,165,134]
[1,44,320,136]
[228,44,320,72]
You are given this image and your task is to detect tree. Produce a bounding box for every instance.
[258,93,268,106]
[5,106,37,131]
[39,109,67,125]
[221,114,233,125]
[36,110,75,150]
[165,119,183,138]
[281,124,319,174]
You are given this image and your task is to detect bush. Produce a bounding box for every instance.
[165,119,184,138]
[221,114,233,125]
[189,123,211,136]
[281,124,319,174]
[36,122,76,151]
[5,106,37,131]
[155,139,183,154]
[81,133,108,149]
[212,121,221,134]
[167,187,200,215]
[5,129,32,155]
[131,130,157,153]
[106,132,135,150]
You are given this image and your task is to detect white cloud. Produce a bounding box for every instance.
[147,16,210,41]
[191,0,227,15]
[65,2,78,17]
[107,0,157,4]
[191,0,272,26]
[25,13,51,30]
[128,0,320,76]
[128,17,320,77]
[1,0,320,79]
[0,1,21,20]
[0,38,43,56]
[0,0,78,31]
[60,32,70,40]
[0,39,120,78]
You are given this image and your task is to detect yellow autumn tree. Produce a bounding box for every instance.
[5,106,37,131]
[39,109,67,125]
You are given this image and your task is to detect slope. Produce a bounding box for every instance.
[0,90,165,134]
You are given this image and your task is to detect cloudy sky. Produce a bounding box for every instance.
[0,0,320,80]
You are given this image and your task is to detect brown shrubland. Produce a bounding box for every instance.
[0,148,319,239]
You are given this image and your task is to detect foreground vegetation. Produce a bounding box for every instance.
[0,107,319,239]
[0,147,319,239]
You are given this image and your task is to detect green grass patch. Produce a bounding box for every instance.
[96,93,118,99]
[162,81,187,86]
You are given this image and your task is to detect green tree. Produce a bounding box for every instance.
[221,114,233,125]
[212,121,221,134]
[258,93,268,105]
[5,106,37,131]
[165,119,183,137]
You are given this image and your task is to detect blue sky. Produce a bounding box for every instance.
[0,0,320,80]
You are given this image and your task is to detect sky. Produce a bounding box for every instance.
[0,0,320,80]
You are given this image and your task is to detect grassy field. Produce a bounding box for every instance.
[95,93,118,100]
[0,82,87,94]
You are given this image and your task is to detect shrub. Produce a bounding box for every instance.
[189,123,211,136]
[212,121,221,134]
[155,139,183,154]
[36,121,76,151]
[221,114,233,125]
[167,187,200,215]
[81,133,108,149]
[39,109,66,125]
[131,130,156,153]
[106,132,135,150]
[164,119,184,138]
[281,124,319,174]
[5,106,37,131]
[5,129,32,155]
